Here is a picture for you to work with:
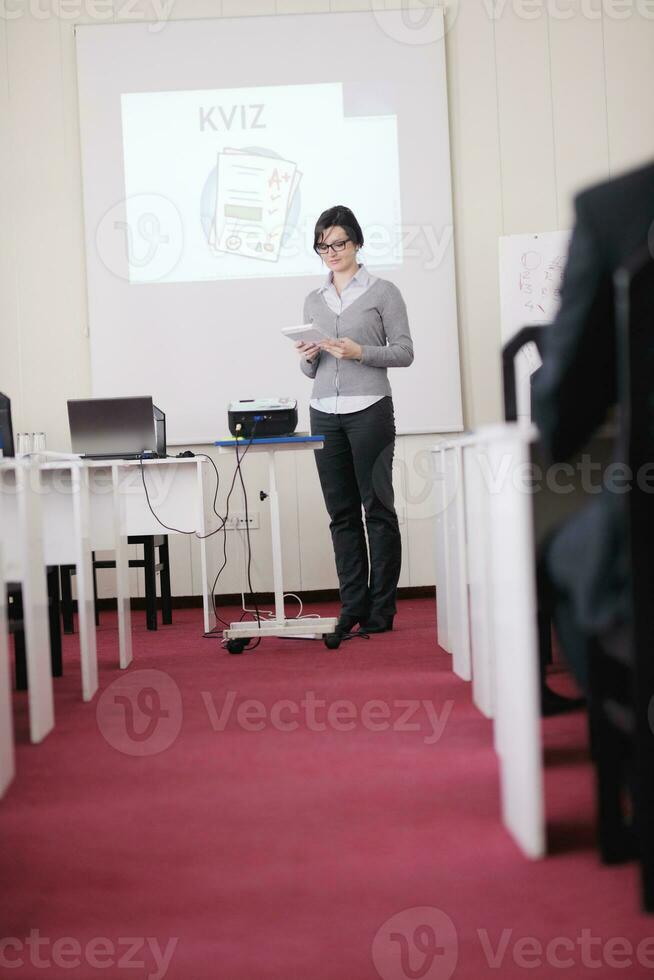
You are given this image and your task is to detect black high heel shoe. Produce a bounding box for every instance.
[335,614,362,635]
[324,613,369,649]
[358,614,394,634]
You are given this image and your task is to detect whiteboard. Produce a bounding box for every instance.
[499,231,571,419]
[75,12,463,443]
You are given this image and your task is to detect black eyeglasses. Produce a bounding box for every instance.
[315,238,351,255]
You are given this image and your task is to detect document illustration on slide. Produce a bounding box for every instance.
[208,148,302,262]
[120,82,402,283]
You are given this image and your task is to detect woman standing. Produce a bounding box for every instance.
[296,205,414,637]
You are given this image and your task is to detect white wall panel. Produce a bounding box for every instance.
[222,0,274,15]
[0,16,23,432]
[169,0,224,19]
[278,0,329,12]
[401,434,438,587]
[445,0,503,426]
[548,5,610,227]
[6,16,79,442]
[602,6,654,174]
[494,5,558,233]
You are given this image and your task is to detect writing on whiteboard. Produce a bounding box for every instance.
[499,230,572,420]
[499,230,571,343]
[518,249,567,319]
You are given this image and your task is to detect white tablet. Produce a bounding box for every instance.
[281,323,329,345]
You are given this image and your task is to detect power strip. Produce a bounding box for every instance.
[225,512,260,530]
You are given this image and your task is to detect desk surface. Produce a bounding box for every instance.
[82,456,202,469]
[0,456,203,470]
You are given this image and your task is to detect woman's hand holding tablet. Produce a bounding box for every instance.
[296,340,321,361]
[283,323,328,362]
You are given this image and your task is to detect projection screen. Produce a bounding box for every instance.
[76,10,462,442]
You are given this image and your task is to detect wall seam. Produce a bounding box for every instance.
[3,24,26,428]
[544,12,560,230]
[490,16,505,236]
[599,6,612,177]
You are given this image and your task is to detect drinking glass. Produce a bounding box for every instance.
[16,433,32,457]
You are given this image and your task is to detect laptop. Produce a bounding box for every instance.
[153,403,167,458]
[0,391,15,457]
[68,396,162,460]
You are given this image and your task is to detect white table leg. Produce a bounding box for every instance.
[268,452,286,625]
[444,447,470,678]
[487,435,544,859]
[196,459,217,634]
[452,446,471,681]
[70,466,98,701]
[463,445,495,718]
[432,448,450,653]
[0,539,15,797]
[112,465,132,668]
[16,464,54,743]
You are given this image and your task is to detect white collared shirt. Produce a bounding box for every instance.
[310,264,383,415]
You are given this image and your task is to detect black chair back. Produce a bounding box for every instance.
[613,243,654,910]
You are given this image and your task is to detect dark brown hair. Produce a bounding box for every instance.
[313,205,364,252]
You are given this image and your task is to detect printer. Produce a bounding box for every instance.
[228,398,298,438]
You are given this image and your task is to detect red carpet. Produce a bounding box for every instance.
[2,599,653,979]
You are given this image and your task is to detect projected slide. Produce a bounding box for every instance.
[120,82,402,284]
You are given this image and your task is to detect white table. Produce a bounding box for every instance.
[462,440,495,719]
[86,457,220,639]
[432,425,545,859]
[439,439,473,682]
[432,444,451,655]
[216,436,337,650]
[432,423,616,859]
[86,462,132,669]
[1,462,99,704]
[0,460,55,748]
[0,456,220,798]
[39,462,98,700]
[482,425,544,859]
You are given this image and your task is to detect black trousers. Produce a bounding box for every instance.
[537,535,590,695]
[310,396,401,618]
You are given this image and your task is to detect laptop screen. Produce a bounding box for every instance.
[68,397,157,457]
[0,392,14,457]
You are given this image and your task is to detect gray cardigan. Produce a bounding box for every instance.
[299,278,414,398]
